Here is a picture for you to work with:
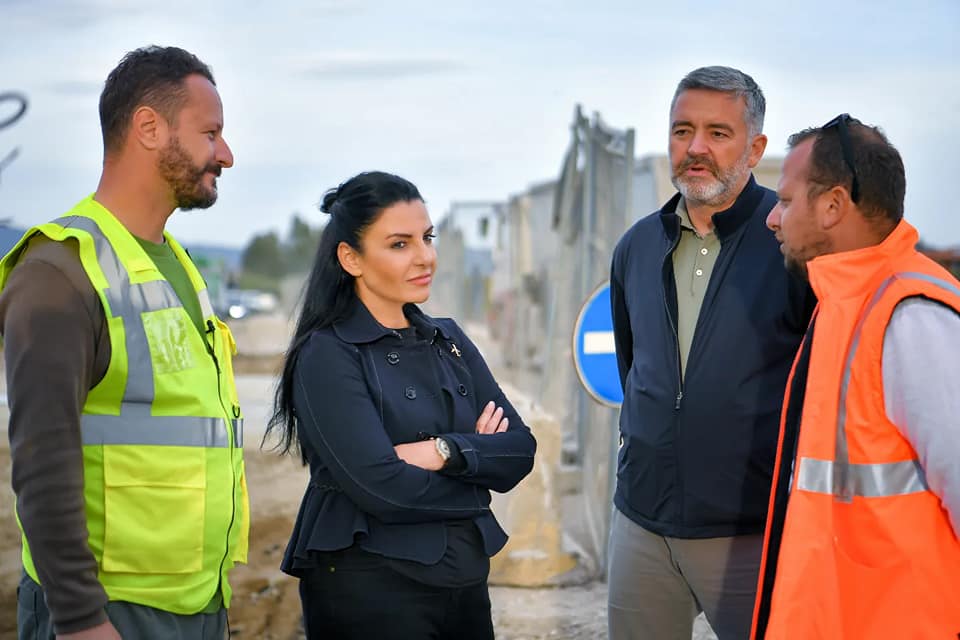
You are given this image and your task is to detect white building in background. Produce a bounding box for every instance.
[442,200,501,251]
[432,200,504,321]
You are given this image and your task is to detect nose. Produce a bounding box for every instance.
[688,130,710,157]
[217,137,234,169]
[417,240,437,267]
[766,203,782,231]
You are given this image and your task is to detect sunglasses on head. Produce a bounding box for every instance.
[821,113,860,204]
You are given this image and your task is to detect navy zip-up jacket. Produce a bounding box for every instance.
[281,300,536,576]
[610,176,814,538]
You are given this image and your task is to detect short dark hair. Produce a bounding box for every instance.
[788,118,905,224]
[672,66,766,136]
[99,45,214,153]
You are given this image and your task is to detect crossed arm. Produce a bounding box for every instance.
[293,330,535,524]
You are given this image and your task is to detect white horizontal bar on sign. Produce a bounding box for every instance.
[583,331,616,355]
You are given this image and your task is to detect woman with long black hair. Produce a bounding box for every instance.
[266,171,536,639]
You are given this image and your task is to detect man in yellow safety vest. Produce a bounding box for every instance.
[0,45,249,639]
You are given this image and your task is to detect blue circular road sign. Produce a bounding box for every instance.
[572,281,623,407]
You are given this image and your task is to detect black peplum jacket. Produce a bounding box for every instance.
[280,299,537,576]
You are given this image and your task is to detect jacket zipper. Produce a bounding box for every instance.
[662,223,686,527]
[662,239,684,410]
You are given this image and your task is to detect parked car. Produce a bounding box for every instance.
[220,288,278,320]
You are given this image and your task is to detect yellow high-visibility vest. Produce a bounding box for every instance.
[0,195,249,614]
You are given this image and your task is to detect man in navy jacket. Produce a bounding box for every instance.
[607,66,814,640]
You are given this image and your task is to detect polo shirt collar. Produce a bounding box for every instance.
[660,174,764,241]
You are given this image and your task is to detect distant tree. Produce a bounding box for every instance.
[284,214,322,274]
[233,271,282,296]
[237,216,325,305]
[241,231,284,279]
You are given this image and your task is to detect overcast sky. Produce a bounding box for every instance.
[1,0,957,248]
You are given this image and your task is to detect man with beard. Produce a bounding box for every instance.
[608,66,814,639]
[751,116,960,639]
[0,46,248,639]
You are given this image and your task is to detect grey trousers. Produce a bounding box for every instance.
[17,572,228,640]
[607,507,762,640]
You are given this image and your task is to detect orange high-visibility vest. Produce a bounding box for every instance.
[751,221,960,639]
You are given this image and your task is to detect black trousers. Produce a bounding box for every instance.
[298,563,495,640]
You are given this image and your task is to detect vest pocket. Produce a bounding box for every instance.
[142,308,197,374]
[832,536,912,636]
[101,445,206,574]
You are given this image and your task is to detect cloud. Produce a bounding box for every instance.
[2,0,147,30]
[299,54,465,80]
[45,81,103,97]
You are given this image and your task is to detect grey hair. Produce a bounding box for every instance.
[671,66,766,136]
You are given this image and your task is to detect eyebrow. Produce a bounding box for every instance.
[385,226,434,240]
[671,119,735,133]
[196,124,223,135]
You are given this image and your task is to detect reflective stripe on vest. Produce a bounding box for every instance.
[797,272,960,501]
[81,414,244,448]
[53,215,234,447]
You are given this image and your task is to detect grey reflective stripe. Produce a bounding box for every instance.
[54,215,182,406]
[832,277,896,500]
[796,456,928,497]
[198,288,214,320]
[52,215,239,450]
[826,271,960,501]
[897,271,960,297]
[232,418,244,448]
[82,414,230,447]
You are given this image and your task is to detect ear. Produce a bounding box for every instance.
[337,241,362,277]
[130,106,167,151]
[746,133,768,168]
[818,186,850,230]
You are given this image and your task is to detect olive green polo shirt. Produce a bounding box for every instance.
[672,198,720,379]
[134,236,205,337]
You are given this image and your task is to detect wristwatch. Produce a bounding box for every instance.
[434,436,452,466]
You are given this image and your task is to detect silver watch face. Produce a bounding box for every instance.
[436,437,451,459]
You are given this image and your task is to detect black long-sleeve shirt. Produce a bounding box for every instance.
[1,237,112,633]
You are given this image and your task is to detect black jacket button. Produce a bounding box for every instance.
[405,386,417,400]
[457,384,468,396]
[386,352,400,365]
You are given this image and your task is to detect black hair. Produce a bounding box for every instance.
[265,171,423,460]
[788,118,906,224]
[99,45,214,153]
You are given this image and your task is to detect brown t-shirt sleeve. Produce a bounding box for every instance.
[0,236,110,634]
